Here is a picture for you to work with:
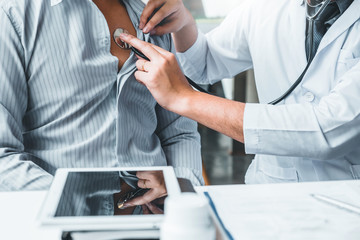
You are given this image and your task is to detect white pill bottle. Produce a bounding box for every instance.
[160,193,216,240]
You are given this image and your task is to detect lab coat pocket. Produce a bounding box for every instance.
[350,165,360,180]
[337,49,360,72]
[258,162,299,183]
[343,58,360,70]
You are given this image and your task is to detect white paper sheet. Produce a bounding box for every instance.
[197,181,360,240]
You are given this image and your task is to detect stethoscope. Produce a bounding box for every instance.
[113,0,333,105]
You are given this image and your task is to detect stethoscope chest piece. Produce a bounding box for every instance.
[113,28,132,49]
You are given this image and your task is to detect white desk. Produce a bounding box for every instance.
[1,180,360,240]
[0,191,61,240]
[196,180,360,240]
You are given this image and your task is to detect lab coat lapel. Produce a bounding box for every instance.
[317,0,360,53]
[292,1,308,69]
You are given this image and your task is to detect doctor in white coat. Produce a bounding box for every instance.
[119,0,360,184]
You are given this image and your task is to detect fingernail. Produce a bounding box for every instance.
[139,22,144,29]
[122,203,130,209]
[143,26,149,33]
[119,32,128,38]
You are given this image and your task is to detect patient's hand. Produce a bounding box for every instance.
[113,181,137,215]
[142,201,164,215]
[123,171,167,208]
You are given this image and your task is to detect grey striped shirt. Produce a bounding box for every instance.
[0,0,203,190]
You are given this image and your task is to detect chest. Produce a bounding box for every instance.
[93,0,137,72]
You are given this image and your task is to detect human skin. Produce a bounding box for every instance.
[138,0,198,52]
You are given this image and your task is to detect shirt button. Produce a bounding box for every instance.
[304,92,315,102]
[101,37,109,46]
[103,202,113,209]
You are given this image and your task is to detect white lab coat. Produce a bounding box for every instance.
[177,0,360,183]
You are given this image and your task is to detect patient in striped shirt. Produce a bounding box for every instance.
[0,0,203,190]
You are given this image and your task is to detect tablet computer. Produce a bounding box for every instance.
[38,166,181,232]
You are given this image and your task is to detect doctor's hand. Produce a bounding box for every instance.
[139,0,193,35]
[119,33,196,113]
[122,171,167,209]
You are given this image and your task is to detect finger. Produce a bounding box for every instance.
[142,204,151,215]
[137,179,148,189]
[120,33,172,58]
[134,71,149,86]
[138,171,164,184]
[142,40,172,56]
[136,171,154,180]
[151,196,166,205]
[119,34,160,61]
[135,59,150,72]
[123,189,158,207]
[143,4,174,33]
[146,202,163,215]
[147,12,176,35]
[151,24,176,36]
[137,178,156,189]
[140,0,165,29]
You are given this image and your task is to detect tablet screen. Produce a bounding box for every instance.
[54,171,166,217]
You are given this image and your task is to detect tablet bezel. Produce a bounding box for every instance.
[38,166,181,231]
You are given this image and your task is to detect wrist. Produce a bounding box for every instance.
[168,88,198,117]
[173,11,198,53]
[180,9,196,32]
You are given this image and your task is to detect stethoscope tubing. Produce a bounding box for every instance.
[269,0,332,105]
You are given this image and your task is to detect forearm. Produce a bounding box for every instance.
[174,91,245,143]
[172,12,198,53]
